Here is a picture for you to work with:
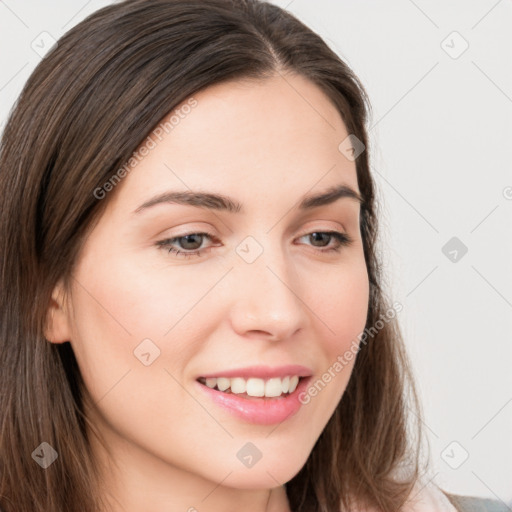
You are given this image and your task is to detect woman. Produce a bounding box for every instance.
[0,1,506,511]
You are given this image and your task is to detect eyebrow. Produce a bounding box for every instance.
[132,183,364,215]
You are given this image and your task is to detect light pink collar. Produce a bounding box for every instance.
[401,479,457,512]
[350,478,458,512]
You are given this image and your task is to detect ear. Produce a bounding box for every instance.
[44,279,72,344]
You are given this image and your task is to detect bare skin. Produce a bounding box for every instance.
[45,72,370,512]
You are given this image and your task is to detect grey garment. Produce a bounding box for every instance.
[444,492,511,512]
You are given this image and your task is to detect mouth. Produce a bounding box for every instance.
[196,375,307,399]
[195,375,313,425]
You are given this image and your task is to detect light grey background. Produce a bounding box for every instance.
[1,0,510,503]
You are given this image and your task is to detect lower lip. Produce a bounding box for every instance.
[195,377,312,425]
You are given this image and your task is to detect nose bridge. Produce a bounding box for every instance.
[228,235,307,339]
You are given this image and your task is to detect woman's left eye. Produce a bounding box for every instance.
[156,230,353,259]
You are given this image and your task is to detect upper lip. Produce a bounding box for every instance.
[198,365,313,380]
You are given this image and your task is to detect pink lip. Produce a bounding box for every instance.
[195,375,312,426]
[198,364,313,380]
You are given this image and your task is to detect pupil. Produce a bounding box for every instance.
[311,232,328,246]
[181,234,201,250]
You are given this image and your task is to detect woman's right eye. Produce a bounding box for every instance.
[156,232,217,259]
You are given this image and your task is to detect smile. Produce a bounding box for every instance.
[197,375,301,398]
[196,375,312,425]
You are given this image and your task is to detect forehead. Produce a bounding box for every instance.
[167,72,351,161]
[107,73,359,213]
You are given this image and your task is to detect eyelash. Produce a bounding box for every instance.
[156,230,353,259]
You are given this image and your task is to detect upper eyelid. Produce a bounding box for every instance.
[166,227,348,239]
[162,219,350,239]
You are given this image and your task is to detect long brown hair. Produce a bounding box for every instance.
[0,1,427,510]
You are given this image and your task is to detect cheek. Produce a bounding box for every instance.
[67,244,233,422]
[67,254,214,458]
[70,248,219,351]
[312,257,370,352]
[298,258,369,418]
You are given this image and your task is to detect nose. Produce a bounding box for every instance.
[227,243,309,341]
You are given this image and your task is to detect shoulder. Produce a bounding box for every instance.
[400,479,509,512]
[348,480,509,512]
[442,492,511,512]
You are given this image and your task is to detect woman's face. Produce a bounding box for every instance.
[49,73,369,499]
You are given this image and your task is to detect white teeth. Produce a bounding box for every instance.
[246,378,265,397]
[205,378,217,389]
[216,377,230,391]
[265,378,283,397]
[200,375,303,397]
[230,377,246,394]
[288,375,299,393]
[281,376,290,393]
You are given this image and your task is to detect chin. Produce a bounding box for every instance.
[214,450,308,490]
